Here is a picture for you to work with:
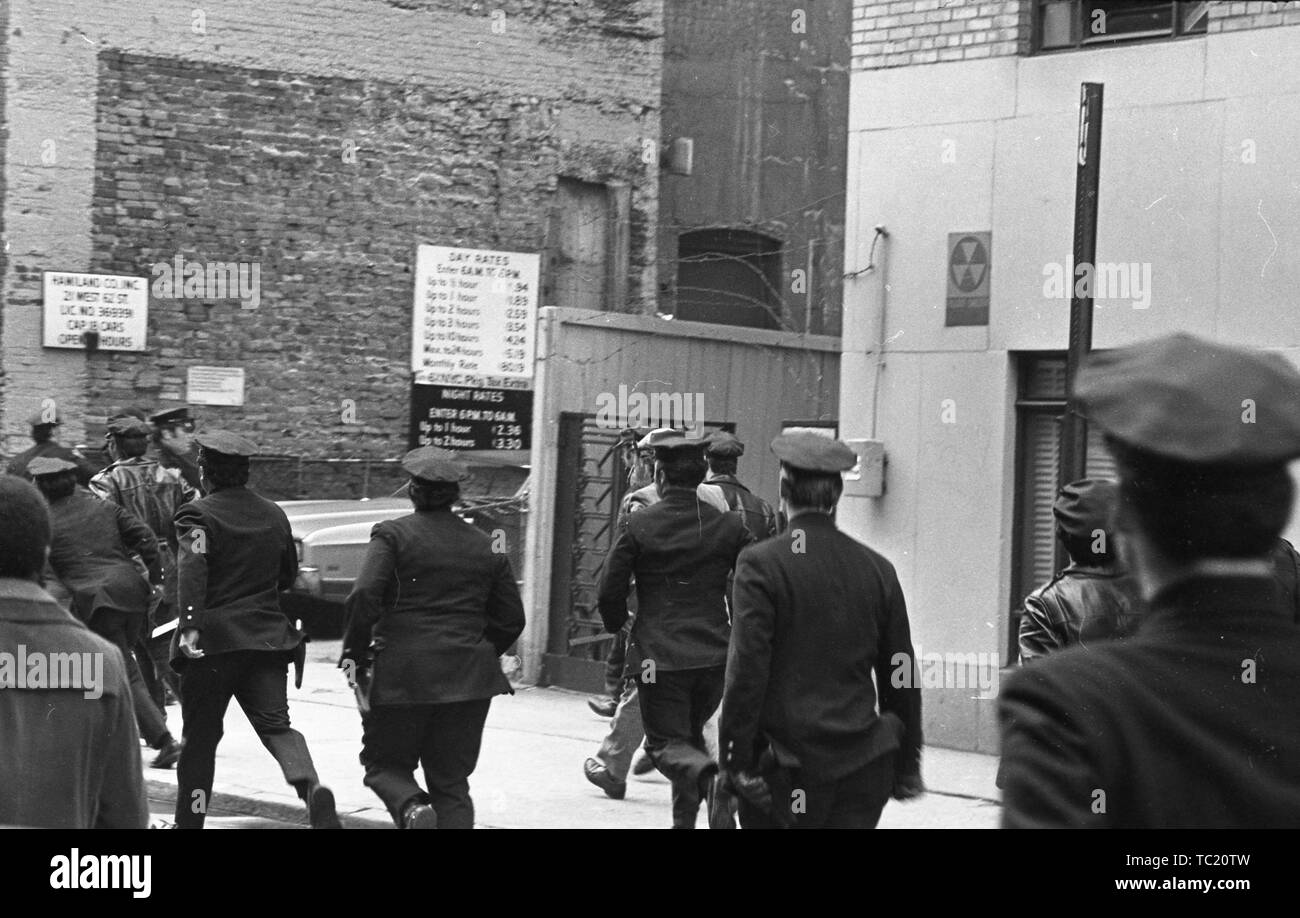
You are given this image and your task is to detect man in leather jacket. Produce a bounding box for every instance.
[1018,478,1140,663]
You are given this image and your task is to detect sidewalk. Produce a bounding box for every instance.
[144,641,1001,828]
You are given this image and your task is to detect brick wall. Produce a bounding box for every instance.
[1209,0,1300,31]
[1,0,663,459]
[853,0,1030,70]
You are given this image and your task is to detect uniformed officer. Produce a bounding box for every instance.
[705,431,777,541]
[597,432,751,828]
[999,333,1300,827]
[1017,478,1141,663]
[29,456,181,768]
[92,416,198,707]
[719,433,924,829]
[342,447,525,829]
[6,410,98,485]
[148,406,203,491]
[171,431,340,829]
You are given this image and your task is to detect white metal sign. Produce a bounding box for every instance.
[411,245,539,390]
[187,366,245,407]
[42,271,148,351]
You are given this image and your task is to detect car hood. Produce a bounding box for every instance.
[278,497,411,539]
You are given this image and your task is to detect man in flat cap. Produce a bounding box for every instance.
[148,406,203,491]
[171,431,340,829]
[719,432,924,829]
[92,416,198,710]
[705,431,777,541]
[1018,478,1141,663]
[6,407,98,485]
[29,456,181,768]
[596,432,752,827]
[999,333,1300,827]
[342,447,525,828]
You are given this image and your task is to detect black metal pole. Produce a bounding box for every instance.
[1061,82,1103,490]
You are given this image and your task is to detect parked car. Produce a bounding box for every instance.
[277,484,527,639]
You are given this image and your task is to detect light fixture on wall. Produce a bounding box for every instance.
[663,137,694,176]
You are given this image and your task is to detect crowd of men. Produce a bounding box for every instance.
[3,330,1300,829]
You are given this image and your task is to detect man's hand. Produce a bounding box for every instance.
[892,773,926,801]
[178,627,204,659]
[726,768,773,813]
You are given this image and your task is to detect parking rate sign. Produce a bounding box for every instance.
[43,271,149,351]
[411,245,540,391]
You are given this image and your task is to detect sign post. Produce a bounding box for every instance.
[1061,82,1103,490]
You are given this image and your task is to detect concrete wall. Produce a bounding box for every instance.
[842,14,1300,751]
[1,0,663,454]
[521,305,840,680]
[658,0,851,335]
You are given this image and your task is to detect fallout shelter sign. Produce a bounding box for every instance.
[945,232,990,327]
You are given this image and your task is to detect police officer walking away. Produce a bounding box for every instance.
[999,333,1300,827]
[720,433,924,829]
[342,447,525,829]
[6,409,98,485]
[597,433,751,828]
[172,431,340,829]
[704,431,777,540]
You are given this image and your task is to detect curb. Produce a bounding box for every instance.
[144,778,391,829]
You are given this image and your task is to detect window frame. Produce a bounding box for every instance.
[1031,0,1209,55]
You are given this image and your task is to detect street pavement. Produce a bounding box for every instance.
[142,640,1001,829]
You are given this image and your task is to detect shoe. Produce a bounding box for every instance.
[583,757,626,800]
[307,784,343,829]
[631,749,655,776]
[151,738,182,769]
[402,802,438,830]
[587,696,617,717]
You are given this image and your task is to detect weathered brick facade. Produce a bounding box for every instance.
[0,0,662,458]
[852,0,1300,70]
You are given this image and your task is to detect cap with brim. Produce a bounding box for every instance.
[106,416,151,437]
[636,427,678,450]
[149,407,193,427]
[402,446,469,483]
[1076,333,1300,467]
[650,432,708,454]
[193,431,258,458]
[705,431,745,458]
[771,432,858,473]
[1053,478,1118,539]
[28,457,78,477]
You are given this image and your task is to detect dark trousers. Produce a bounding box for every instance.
[738,754,895,829]
[91,609,170,748]
[174,650,319,829]
[360,698,492,829]
[603,629,627,700]
[638,665,724,828]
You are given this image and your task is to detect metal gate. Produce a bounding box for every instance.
[541,412,733,691]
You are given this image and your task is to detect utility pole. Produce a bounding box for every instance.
[1061,82,1103,490]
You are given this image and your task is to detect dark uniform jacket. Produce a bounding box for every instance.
[342,509,526,706]
[172,486,301,665]
[999,574,1300,827]
[598,487,751,672]
[0,578,148,828]
[1018,563,1141,663]
[45,491,159,623]
[720,512,922,784]
[91,457,197,611]
[7,440,98,485]
[706,473,778,541]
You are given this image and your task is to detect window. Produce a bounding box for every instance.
[1036,1,1207,52]
[1008,353,1118,663]
[673,228,785,330]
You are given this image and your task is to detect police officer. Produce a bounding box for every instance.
[705,431,777,540]
[7,410,98,485]
[719,433,924,829]
[172,431,340,829]
[148,406,203,491]
[597,432,751,828]
[1017,478,1141,663]
[999,333,1300,827]
[342,447,525,829]
[29,456,181,768]
[92,416,197,707]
